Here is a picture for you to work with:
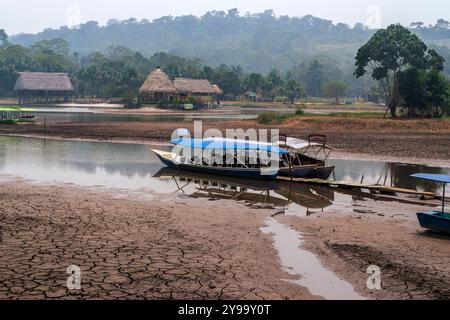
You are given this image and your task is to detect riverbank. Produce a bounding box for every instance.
[1,176,449,300]
[1,117,450,166]
[0,177,312,300]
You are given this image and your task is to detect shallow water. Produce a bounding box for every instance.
[34,111,257,123]
[261,218,365,300]
[0,135,448,205]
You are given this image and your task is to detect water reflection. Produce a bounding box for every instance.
[154,167,334,213]
[331,159,450,195]
[34,111,256,124]
[0,136,448,208]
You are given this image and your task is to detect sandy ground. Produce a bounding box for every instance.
[279,205,450,300]
[0,175,449,300]
[0,178,313,300]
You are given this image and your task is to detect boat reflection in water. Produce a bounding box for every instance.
[153,168,334,214]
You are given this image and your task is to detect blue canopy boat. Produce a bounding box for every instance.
[152,138,291,180]
[411,173,450,234]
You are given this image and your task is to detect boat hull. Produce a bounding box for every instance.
[306,166,335,180]
[0,119,19,125]
[417,211,450,234]
[278,165,317,178]
[152,149,279,180]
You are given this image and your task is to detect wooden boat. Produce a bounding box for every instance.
[417,211,450,234]
[0,118,19,125]
[411,173,450,234]
[305,166,336,180]
[0,106,36,124]
[278,135,335,179]
[152,149,279,180]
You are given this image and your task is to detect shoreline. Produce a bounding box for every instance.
[1,175,449,299]
[0,177,315,300]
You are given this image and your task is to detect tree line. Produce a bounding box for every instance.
[1,24,449,117]
[0,31,353,102]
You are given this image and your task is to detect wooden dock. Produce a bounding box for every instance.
[277,176,437,198]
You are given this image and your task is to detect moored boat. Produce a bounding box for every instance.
[278,134,335,180]
[411,173,450,235]
[153,137,290,180]
[152,148,279,180]
[0,106,36,124]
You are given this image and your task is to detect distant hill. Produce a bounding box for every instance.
[9,10,450,75]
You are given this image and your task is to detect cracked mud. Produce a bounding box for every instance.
[0,180,311,300]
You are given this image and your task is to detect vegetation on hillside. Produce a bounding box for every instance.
[0,33,354,101]
[1,12,450,117]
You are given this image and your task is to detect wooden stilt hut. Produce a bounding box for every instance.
[14,72,74,105]
[138,67,176,104]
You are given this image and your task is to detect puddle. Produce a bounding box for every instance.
[261,218,365,300]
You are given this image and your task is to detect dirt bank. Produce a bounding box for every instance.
[279,202,450,300]
[0,178,313,300]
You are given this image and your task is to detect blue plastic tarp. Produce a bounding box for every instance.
[171,138,289,154]
[411,173,450,184]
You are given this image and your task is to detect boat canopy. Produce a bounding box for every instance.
[279,137,333,151]
[0,106,37,112]
[412,173,449,214]
[171,138,289,154]
[411,174,450,184]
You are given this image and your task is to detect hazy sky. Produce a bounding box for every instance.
[2,0,449,35]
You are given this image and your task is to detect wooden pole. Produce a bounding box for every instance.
[443,183,446,215]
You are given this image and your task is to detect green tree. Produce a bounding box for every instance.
[399,68,449,117]
[398,68,427,117]
[321,80,349,104]
[355,24,444,117]
[283,80,306,104]
[264,69,284,101]
[245,73,265,93]
[425,70,450,117]
[305,60,324,97]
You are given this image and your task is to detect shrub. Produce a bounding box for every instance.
[257,112,292,124]
[295,106,305,115]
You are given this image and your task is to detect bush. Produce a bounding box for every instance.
[257,112,292,124]
[295,106,305,115]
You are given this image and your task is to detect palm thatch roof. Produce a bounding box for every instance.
[139,68,176,94]
[212,84,223,95]
[174,78,217,94]
[14,72,74,91]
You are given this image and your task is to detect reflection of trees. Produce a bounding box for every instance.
[387,163,447,193]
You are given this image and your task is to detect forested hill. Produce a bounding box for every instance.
[10,9,450,74]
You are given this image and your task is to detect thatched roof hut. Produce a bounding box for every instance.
[173,78,217,95]
[212,84,223,95]
[14,72,74,92]
[139,68,176,94]
[14,72,74,104]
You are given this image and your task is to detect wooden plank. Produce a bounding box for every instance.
[276,176,436,197]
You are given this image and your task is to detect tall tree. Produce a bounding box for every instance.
[283,80,306,104]
[321,80,349,104]
[305,60,325,97]
[355,24,444,117]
